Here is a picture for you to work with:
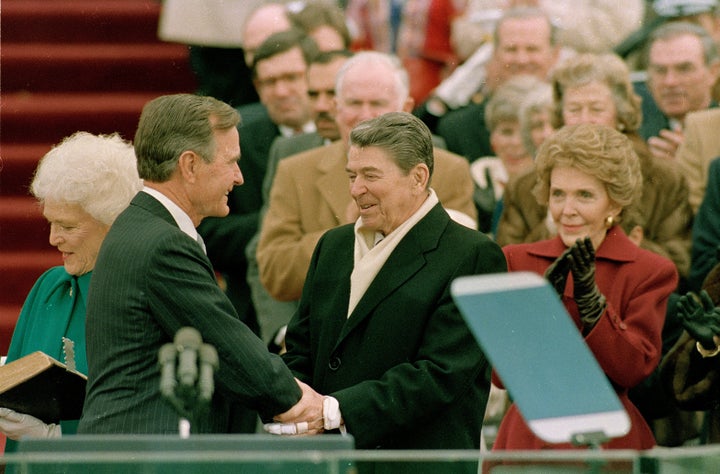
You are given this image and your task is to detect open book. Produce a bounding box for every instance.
[0,351,86,424]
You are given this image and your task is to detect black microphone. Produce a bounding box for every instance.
[197,343,219,403]
[175,327,202,390]
[158,343,177,399]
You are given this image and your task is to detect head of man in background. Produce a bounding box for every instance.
[242,3,292,67]
[487,7,560,91]
[307,50,353,141]
[647,21,719,124]
[252,29,320,131]
[334,51,415,145]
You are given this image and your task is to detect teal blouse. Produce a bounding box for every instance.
[4,266,90,448]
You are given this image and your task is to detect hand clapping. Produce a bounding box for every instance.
[676,290,720,351]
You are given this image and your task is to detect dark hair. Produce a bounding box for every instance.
[349,112,434,184]
[288,1,351,49]
[251,28,320,76]
[134,94,239,182]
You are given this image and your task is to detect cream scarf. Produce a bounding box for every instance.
[347,189,439,317]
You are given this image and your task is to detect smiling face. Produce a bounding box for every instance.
[648,33,717,121]
[346,145,428,235]
[548,165,621,250]
[254,47,311,129]
[192,126,243,221]
[44,200,110,276]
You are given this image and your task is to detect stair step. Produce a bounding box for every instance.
[0,144,54,197]
[0,305,22,355]
[1,0,165,44]
[0,197,53,251]
[0,251,63,307]
[1,92,162,143]
[2,43,196,93]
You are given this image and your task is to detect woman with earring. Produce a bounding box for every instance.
[497,53,693,288]
[493,123,678,451]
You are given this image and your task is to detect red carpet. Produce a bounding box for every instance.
[0,0,197,354]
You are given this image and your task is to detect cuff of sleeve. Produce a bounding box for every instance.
[323,396,346,434]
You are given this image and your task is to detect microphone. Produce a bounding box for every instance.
[197,343,219,403]
[158,343,177,399]
[175,327,202,390]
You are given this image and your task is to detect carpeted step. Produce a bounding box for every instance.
[0,143,54,197]
[1,0,166,44]
[0,251,63,306]
[2,92,163,144]
[2,43,196,93]
[0,197,53,251]
[0,305,22,355]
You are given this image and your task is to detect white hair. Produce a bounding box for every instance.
[31,132,142,225]
[335,51,410,109]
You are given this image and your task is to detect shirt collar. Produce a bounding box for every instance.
[142,186,199,241]
[278,121,316,138]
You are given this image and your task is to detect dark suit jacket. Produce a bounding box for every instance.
[435,98,492,161]
[198,111,280,333]
[78,192,300,434]
[282,203,507,450]
[689,157,720,291]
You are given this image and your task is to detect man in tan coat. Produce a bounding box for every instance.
[257,51,476,302]
[676,108,720,214]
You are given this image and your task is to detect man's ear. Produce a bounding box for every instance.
[412,163,430,192]
[177,151,201,183]
[402,96,415,113]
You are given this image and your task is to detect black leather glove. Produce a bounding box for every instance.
[568,237,606,333]
[544,246,573,296]
[676,290,720,350]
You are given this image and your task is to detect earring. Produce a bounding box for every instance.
[604,215,615,228]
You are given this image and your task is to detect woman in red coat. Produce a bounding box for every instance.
[493,123,678,451]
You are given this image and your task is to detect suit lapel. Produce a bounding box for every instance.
[334,204,449,347]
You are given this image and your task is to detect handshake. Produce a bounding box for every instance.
[264,378,345,436]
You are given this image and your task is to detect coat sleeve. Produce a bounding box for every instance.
[688,158,720,291]
[146,232,301,417]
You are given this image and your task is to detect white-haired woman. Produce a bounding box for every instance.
[0,132,142,445]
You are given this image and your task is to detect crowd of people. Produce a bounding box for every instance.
[5,0,720,470]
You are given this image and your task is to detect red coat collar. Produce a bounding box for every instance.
[524,226,639,263]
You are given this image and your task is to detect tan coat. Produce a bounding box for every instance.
[676,109,720,214]
[496,136,693,278]
[257,140,477,301]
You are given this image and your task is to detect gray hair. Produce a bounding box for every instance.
[349,112,434,184]
[484,75,548,131]
[647,21,719,66]
[134,94,240,182]
[31,132,142,225]
[335,51,409,108]
[519,81,553,155]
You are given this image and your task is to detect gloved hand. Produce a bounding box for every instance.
[568,237,606,332]
[676,290,720,351]
[544,246,573,296]
[0,407,61,440]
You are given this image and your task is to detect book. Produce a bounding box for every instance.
[0,351,86,424]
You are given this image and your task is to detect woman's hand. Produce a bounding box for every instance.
[568,237,606,332]
[676,290,720,351]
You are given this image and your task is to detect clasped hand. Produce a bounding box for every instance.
[544,237,597,297]
[676,290,720,351]
[264,379,342,436]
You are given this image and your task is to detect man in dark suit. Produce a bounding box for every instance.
[247,49,353,345]
[78,94,323,435]
[274,112,506,468]
[197,29,318,337]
